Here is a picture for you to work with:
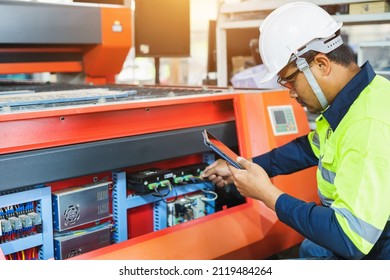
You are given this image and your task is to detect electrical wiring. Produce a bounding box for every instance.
[152,181,178,204]
[184,207,194,222]
[165,187,178,204]
[187,176,204,184]
[200,189,218,202]
[26,248,32,260]
[180,178,217,202]
[54,221,113,238]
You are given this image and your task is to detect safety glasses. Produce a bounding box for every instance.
[277,68,301,89]
[277,56,315,89]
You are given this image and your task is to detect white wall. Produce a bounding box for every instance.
[344,24,390,52]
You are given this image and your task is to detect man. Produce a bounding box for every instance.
[201,2,390,259]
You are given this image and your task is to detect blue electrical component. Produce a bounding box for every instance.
[0,186,53,259]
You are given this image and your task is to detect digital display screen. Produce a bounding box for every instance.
[274,110,287,125]
[267,105,298,136]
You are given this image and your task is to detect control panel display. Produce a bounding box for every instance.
[267,105,298,135]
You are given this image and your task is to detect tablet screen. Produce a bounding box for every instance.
[202,129,243,169]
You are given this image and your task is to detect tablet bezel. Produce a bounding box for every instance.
[202,129,243,169]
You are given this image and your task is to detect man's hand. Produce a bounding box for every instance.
[227,157,284,211]
[200,159,233,188]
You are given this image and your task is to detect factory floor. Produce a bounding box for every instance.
[266,244,301,260]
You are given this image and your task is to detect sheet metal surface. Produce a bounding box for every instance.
[0,82,224,113]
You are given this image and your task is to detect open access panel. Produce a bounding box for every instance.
[0,84,318,260]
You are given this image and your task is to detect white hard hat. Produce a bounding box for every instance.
[258,2,343,83]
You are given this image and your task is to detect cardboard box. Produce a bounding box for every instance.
[231,56,255,75]
[350,1,390,14]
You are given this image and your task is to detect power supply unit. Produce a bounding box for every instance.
[54,223,112,260]
[52,181,111,231]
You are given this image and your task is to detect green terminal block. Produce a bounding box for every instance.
[147,183,159,190]
[159,180,171,187]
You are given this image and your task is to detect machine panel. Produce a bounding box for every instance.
[0,0,101,44]
[267,105,298,136]
[0,1,131,84]
[0,0,318,261]
[0,83,318,260]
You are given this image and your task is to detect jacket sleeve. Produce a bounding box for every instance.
[252,134,318,177]
[276,194,365,259]
[252,134,365,259]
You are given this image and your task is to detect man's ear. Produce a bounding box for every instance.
[314,53,331,75]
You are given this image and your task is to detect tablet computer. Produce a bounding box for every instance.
[202,129,243,169]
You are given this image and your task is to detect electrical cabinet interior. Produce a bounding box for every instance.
[0,187,53,259]
[0,81,319,260]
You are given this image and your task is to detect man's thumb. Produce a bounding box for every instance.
[237,156,249,167]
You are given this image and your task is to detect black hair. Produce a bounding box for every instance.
[303,29,355,67]
[301,44,355,68]
[326,44,356,66]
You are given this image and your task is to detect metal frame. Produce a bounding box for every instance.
[112,170,215,242]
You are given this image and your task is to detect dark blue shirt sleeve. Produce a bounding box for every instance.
[252,135,318,177]
[251,135,363,258]
[275,194,364,259]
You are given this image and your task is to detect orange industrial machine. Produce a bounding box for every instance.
[0,1,318,261]
[0,0,131,85]
[0,83,318,260]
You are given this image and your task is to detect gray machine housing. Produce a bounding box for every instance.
[54,223,112,260]
[52,181,111,231]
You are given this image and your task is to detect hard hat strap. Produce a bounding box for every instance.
[295,54,329,110]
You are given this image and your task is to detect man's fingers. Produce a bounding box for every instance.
[200,167,213,178]
[200,161,219,178]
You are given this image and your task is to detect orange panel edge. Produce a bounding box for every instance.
[83,5,132,84]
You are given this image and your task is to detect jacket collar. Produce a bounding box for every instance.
[322,61,376,131]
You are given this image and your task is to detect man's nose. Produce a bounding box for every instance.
[289,90,298,99]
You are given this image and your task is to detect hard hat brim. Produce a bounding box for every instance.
[258,70,278,84]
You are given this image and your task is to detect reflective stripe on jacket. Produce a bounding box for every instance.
[308,74,390,254]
